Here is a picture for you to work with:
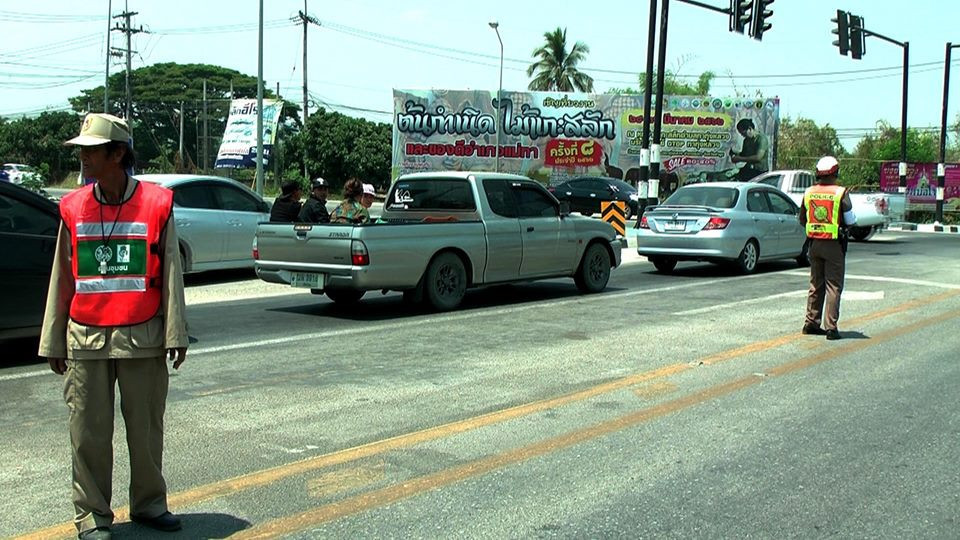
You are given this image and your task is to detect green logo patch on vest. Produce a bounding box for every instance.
[813,203,829,222]
[77,238,147,277]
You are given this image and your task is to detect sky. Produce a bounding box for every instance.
[2,0,959,152]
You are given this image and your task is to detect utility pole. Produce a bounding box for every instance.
[104,0,111,113]
[113,1,144,122]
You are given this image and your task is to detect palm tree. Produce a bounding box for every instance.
[526,27,594,92]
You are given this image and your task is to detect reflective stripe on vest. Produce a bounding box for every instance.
[59,180,173,326]
[803,184,844,240]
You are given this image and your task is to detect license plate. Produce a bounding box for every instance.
[663,221,685,231]
[290,271,325,289]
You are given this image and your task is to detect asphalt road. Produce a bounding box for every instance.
[2,232,959,539]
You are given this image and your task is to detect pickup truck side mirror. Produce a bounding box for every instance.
[558,201,571,217]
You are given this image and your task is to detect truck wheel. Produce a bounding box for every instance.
[735,240,759,274]
[574,243,611,293]
[325,288,365,304]
[651,257,677,273]
[424,252,467,311]
[849,226,874,242]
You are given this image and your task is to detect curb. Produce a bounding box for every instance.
[889,223,960,233]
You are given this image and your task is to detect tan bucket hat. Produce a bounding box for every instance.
[64,113,131,146]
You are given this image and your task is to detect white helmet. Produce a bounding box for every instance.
[815,156,839,177]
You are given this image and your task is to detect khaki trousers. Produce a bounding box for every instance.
[63,357,170,532]
[805,239,846,331]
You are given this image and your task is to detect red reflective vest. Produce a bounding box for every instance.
[59,180,173,326]
[803,184,845,240]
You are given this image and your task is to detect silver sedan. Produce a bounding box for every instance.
[636,182,809,274]
[138,174,271,273]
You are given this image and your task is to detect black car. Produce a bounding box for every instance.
[547,176,640,219]
[0,182,59,340]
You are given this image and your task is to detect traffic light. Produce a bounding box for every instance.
[750,0,774,41]
[849,14,865,59]
[729,0,752,34]
[831,9,850,56]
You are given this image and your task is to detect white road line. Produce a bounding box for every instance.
[673,290,807,316]
[0,369,50,382]
[784,271,960,290]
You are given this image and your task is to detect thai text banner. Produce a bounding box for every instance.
[392,89,779,186]
[215,99,283,169]
[879,161,960,212]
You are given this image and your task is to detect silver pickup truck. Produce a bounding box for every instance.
[254,172,622,311]
[750,170,905,241]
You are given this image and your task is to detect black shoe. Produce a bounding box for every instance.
[802,324,827,335]
[131,511,182,532]
[825,329,841,340]
[78,527,111,539]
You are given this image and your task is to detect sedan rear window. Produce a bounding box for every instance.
[386,179,476,211]
[663,187,739,208]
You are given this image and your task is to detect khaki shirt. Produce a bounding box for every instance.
[38,178,189,360]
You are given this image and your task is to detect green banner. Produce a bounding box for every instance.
[77,238,147,277]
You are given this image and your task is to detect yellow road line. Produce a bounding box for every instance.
[237,306,960,539]
[16,289,959,540]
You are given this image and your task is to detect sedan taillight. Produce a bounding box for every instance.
[639,216,650,229]
[703,216,730,230]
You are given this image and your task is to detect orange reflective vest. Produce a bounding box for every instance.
[59,180,173,326]
[803,184,845,240]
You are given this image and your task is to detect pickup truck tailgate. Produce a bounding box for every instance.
[256,223,354,266]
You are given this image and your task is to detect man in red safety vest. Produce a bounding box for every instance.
[798,155,857,340]
[39,113,188,539]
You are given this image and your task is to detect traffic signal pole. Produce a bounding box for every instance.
[634,0,658,228]
[831,14,909,197]
[937,42,959,226]
[649,0,671,210]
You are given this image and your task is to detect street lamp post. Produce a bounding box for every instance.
[489,21,503,173]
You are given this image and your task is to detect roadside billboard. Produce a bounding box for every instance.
[392,89,779,188]
[214,99,283,169]
[879,162,960,212]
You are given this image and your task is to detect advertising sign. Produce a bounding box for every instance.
[392,89,779,188]
[879,161,960,212]
[215,99,283,169]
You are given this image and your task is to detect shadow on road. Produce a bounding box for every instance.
[645,260,803,279]
[266,281,625,322]
[2,337,44,366]
[183,268,257,287]
[110,512,250,539]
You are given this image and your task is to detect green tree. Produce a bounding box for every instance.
[843,121,939,187]
[296,109,391,192]
[776,116,844,172]
[0,111,81,183]
[526,28,594,92]
[609,70,715,96]
[68,63,300,173]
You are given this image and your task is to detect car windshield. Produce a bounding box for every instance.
[663,186,738,208]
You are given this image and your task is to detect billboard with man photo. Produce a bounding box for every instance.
[391,89,779,189]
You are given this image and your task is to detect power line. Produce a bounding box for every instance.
[0,10,103,23]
